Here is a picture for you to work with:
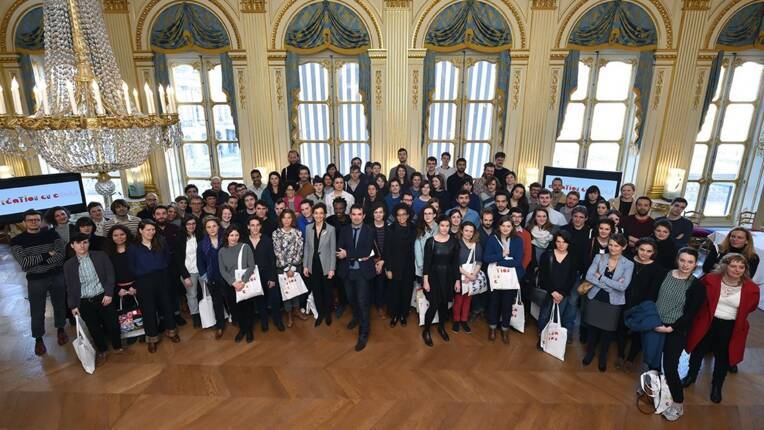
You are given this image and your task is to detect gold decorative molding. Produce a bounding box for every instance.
[0,0,29,52]
[682,0,710,10]
[531,0,557,10]
[697,53,717,61]
[267,50,288,62]
[229,54,247,62]
[384,0,412,8]
[692,70,706,110]
[511,70,521,110]
[103,0,128,13]
[549,53,566,61]
[704,0,746,49]
[411,70,418,106]
[651,69,664,110]
[654,50,677,61]
[0,54,19,63]
[376,70,383,108]
[511,52,530,60]
[549,69,559,110]
[556,0,673,49]
[136,0,242,51]
[240,0,265,13]
[237,70,246,109]
[274,70,284,109]
[412,0,527,49]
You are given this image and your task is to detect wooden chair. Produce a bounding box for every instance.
[738,211,756,227]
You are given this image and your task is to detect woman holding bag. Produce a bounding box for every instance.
[198,217,228,339]
[175,216,203,328]
[246,217,284,332]
[483,215,525,344]
[218,226,257,343]
[273,209,305,327]
[421,215,461,346]
[104,225,140,344]
[536,231,577,350]
[303,203,336,327]
[453,221,483,333]
[583,233,633,371]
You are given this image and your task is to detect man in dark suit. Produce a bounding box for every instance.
[336,204,376,351]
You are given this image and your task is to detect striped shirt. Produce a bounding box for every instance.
[10,229,66,280]
[77,254,104,298]
[103,215,141,235]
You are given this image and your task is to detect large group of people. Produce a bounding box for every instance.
[8,148,760,422]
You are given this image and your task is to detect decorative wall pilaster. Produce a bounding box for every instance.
[504,51,529,170]
[383,0,413,171]
[407,48,425,170]
[267,51,289,174]
[369,49,387,167]
[648,6,711,197]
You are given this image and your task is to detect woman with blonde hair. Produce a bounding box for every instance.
[703,227,759,277]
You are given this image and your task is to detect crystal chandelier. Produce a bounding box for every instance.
[0,0,180,203]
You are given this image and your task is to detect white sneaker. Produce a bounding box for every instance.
[662,402,684,422]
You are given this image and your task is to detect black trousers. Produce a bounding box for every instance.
[78,293,121,352]
[206,279,228,330]
[346,271,372,339]
[372,274,386,310]
[661,330,687,403]
[227,283,255,333]
[688,317,735,386]
[585,327,613,365]
[310,271,333,320]
[423,290,448,330]
[255,284,284,327]
[136,270,176,342]
[487,289,517,330]
[388,276,413,319]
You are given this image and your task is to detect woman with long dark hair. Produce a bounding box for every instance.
[262,172,285,217]
[370,202,388,318]
[218,226,257,343]
[536,230,578,349]
[198,217,228,338]
[583,185,603,221]
[362,182,383,221]
[508,184,529,220]
[653,220,678,271]
[421,215,460,346]
[246,216,283,332]
[453,221,482,333]
[430,174,449,205]
[527,208,556,265]
[45,206,77,244]
[175,216,203,327]
[127,220,180,352]
[384,203,416,327]
[303,203,336,327]
[104,225,139,344]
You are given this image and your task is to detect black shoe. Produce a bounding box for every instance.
[275,321,286,332]
[437,326,450,341]
[261,320,269,332]
[461,322,472,333]
[347,319,358,330]
[335,305,345,319]
[246,330,254,343]
[582,354,594,366]
[234,329,245,343]
[315,316,324,327]
[422,330,433,347]
[681,374,697,388]
[729,365,738,374]
[598,361,607,372]
[710,384,723,403]
[192,314,201,328]
[354,338,367,352]
[174,314,187,326]
[452,322,460,333]
[536,339,543,351]
[389,316,398,328]
[400,316,407,327]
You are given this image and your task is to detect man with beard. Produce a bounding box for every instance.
[655,197,693,248]
[492,191,510,228]
[249,169,266,199]
[446,158,471,197]
[388,148,416,182]
[103,199,141,234]
[152,205,186,326]
[236,192,258,227]
[493,152,510,188]
[137,193,159,219]
[281,149,307,184]
[297,166,315,198]
[622,196,655,249]
[524,189,567,226]
[473,162,495,197]
[557,190,581,222]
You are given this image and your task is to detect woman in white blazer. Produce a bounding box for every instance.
[303,202,337,327]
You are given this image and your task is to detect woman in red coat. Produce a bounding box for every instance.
[682,253,760,404]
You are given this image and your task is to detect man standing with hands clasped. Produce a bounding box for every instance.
[336,205,376,352]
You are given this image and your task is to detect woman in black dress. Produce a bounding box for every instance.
[384,203,416,326]
[421,215,461,346]
[653,220,678,271]
[104,225,139,344]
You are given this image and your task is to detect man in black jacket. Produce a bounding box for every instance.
[336,205,376,352]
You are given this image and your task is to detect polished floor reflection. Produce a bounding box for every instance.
[0,245,761,429]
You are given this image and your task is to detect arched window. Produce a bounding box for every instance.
[15,6,125,205]
[687,3,764,218]
[554,1,657,177]
[151,3,241,195]
[422,0,512,178]
[285,1,371,177]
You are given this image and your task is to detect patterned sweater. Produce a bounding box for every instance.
[10,230,66,280]
[272,228,304,271]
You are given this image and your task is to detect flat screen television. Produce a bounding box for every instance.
[0,173,87,224]
[541,166,622,200]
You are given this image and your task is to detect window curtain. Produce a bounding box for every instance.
[557,1,657,147]
[14,6,44,113]
[150,2,236,133]
[422,0,513,148]
[715,2,764,49]
[284,1,371,145]
[698,52,723,131]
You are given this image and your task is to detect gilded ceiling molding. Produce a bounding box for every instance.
[270,0,383,51]
[1,0,41,53]
[240,0,266,13]
[531,0,557,10]
[682,0,710,10]
[703,0,755,49]
[556,0,673,49]
[135,0,242,52]
[412,0,526,49]
[385,0,412,8]
[103,0,129,13]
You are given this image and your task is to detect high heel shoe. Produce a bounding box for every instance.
[389,316,398,328]
[315,316,324,327]
[437,325,450,341]
[235,329,245,343]
[422,329,433,347]
[246,330,254,344]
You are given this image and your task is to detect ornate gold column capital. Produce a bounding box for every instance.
[531,0,557,10]
[384,0,412,9]
[682,0,710,10]
[103,0,128,13]
[240,0,265,13]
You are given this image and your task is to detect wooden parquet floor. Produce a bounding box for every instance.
[0,246,762,429]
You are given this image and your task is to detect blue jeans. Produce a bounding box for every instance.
[537,295,577,334]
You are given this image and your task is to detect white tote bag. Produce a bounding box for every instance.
[306,292,319,319]
[73,315,96,374]
[416,289,439,326]
[278,272,309,301]
[460,246,476,296]
[639,370,673,414]
[234,246,263,303]
[487,263,520,290]
[540,303,567,361]
[198,279,217,329]
[510,293,525,333]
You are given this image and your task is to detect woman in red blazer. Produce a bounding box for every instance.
[682,253,760,404]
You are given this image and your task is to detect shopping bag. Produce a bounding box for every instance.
[510,293,525,333]
[638,370,673,414]
[73,315,96,374]
[278,272,309,301]
[117,295,145,339]
[540,303,567,361]
[416,289,439,326]
[235,246,264,302]
[411,281,420,308]
[487,263,520,290]
[306,292,319,319]
[198,279,217,329]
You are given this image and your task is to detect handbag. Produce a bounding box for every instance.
[73,315,96,374]
[235,245,263,303]
[487,263,520,291]
[510,293,525,333]
[578,254,605,295]
[416,289,439,326]
[461,245,488,296]
[306,292,319,319]
[582,295,622,332]
[198,279,217,329]
[540,303,568,361]
[278,271,308,301]
[117,295,145,339]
